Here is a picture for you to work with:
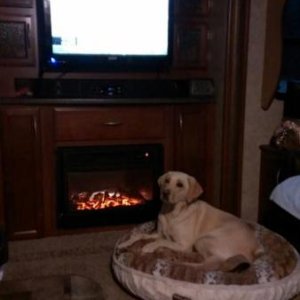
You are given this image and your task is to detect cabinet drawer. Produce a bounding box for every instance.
[55,107,167,142]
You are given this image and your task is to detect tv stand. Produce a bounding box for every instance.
[0,101,216,240]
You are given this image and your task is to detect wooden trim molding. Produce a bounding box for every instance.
[261,0,286,110]
[220,0,251,216]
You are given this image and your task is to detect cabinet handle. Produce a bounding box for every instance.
[179,114,183,131]
[26,22,31,49]
[33,118,38,136]
[102,121,123,126]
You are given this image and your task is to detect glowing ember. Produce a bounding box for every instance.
[70,190,145,211]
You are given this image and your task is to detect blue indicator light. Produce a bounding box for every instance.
[50,57,57,64]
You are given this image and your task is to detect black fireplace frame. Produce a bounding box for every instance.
[56,144,164,228]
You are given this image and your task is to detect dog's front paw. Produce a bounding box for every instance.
[118,236,138,249]
[117,240,130,249]
[142,242,158,253]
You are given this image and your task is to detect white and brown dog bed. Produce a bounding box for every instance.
[112,221,300,300]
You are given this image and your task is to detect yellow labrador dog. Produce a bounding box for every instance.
[119,171,262,271]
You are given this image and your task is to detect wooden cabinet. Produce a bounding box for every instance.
[258,145,300,223]
[0,0,210,75]
[54,106,169,142]
[258,145,300,250]
[0,103,215,240]
[53,105,175,172]
[0,14,35,66]
[173,0,210,72]
[174,103,215,202]
[0,107,44,239]
[173,22,208,70]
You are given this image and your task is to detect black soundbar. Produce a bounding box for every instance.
[15,78,215,99]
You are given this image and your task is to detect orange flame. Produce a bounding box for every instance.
[70,190,144,211]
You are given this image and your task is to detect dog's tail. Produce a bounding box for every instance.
[179,255,253,273]
[220,255,251,272]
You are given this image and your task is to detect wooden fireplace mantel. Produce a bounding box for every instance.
[0,100,216,240]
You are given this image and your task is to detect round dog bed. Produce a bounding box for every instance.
[112,222,300,300]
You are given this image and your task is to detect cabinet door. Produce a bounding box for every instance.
[173,22,208,70]
[174,103,215,203]
[0,14,35,66]
[0,107,43,239]
[173,0,210,71]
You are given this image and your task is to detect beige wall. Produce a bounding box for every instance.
[241,0,283,221]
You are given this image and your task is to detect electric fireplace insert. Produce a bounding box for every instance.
[56,144,163,228]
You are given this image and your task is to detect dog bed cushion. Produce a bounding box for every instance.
[112,222,300,300]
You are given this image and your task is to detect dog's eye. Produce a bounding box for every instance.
[165,178,170,184]
[176,181,183,188]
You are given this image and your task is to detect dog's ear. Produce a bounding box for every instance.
[187,176,203,202]
[157,173,167,187]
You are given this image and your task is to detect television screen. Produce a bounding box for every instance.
[38,0,173,72]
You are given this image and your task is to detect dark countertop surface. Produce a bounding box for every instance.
[0,96,214,106]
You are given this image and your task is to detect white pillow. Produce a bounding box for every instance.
[270,175,300,220]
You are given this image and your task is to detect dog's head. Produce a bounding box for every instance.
[157,171,203,204]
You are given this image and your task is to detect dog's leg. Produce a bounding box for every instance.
[193,235,252,272]
[197,256,224,272]
[193,235,225,271]
[118,214,168,250]
[118,232,160,249]
[142,239,187,253]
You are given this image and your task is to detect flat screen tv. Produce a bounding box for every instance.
[38,0,173,73]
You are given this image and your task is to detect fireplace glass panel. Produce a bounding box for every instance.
[56,144,163,228]
[68,169,153,211]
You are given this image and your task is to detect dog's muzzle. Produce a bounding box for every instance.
[161,189,170,201]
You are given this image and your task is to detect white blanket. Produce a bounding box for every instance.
[270,175,300,220]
